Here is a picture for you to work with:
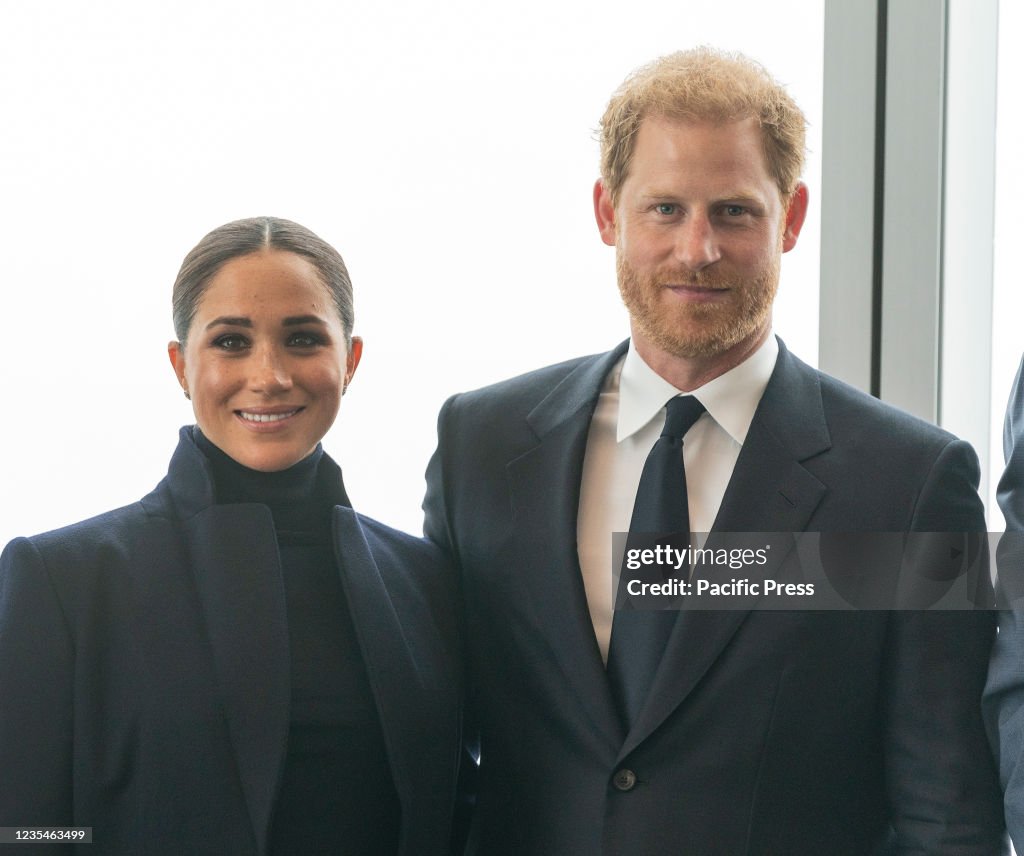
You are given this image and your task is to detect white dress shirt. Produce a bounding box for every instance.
[577,335,779,661]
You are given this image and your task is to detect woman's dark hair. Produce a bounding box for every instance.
[172,217,354,344]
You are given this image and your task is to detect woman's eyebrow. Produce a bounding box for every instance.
[205,316,252,330]
[282,315,327,326]
[203,315,328,330]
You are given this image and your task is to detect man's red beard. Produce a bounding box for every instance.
[616,253,780,360]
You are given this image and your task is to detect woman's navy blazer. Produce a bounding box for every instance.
[0,428,462,855]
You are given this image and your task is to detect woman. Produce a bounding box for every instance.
[0,217,462,855]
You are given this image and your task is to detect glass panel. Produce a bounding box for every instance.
[989,0,1024,528]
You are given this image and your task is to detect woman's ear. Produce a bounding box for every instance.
[343,336,363,394]
[168,341,189,398]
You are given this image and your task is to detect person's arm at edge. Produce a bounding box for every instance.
[885,438,1006,854]
[0,537,74,855]
[984,353,1024,852]
[424,394,478,856]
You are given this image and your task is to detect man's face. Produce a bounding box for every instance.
[595,116,806,363]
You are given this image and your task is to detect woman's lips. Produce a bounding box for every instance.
[235,407,304,426]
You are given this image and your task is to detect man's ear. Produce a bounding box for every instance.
[593,179,618,247]
[781,182,809,253]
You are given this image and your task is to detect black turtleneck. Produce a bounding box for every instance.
[193,429,401,856]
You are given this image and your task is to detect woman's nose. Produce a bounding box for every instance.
[249,346,293,393]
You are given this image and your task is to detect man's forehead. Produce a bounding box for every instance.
[630,117,768,175]
[640,112,761,135]
[624,114,786,202]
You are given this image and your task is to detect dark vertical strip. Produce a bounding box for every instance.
[871,0,888,399]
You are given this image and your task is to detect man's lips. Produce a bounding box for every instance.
[664,284,729,301]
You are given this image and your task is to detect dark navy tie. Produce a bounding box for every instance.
[606,395,705,729]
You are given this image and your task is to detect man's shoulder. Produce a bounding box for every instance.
[770,348,983,532]
[459,350,609,400]
[779,345,957,449]
[442,344,625,422]
[816,368,956,448]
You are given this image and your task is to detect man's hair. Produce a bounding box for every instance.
[599,47,807,205]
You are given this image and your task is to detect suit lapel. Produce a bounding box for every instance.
[505,343,629,749]
[182,505,289,856]
[329,508,430,811]
[621,342,831,756]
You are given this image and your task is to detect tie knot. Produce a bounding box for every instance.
[662,395,705,440]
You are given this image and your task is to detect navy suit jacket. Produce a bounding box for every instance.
[0,428,462,855]
[425,338,1004,855]
[984,353,1024,851]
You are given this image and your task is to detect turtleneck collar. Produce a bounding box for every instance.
[146,427,352,526]
[192,427,324,508]
[189,426,347,542]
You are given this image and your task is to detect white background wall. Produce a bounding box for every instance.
[0,1,822,542]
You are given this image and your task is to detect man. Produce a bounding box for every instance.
[425,48,1005,854]
[984,355,1024,850]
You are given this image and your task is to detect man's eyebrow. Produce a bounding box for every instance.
[205,316,252,330]
[636,192,765,207]
[717,194,765,205]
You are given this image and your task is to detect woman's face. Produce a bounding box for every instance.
[168,249,361,472]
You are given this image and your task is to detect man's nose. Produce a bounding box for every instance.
[674,213,721,271]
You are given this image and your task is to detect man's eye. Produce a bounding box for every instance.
[725,205,746,216]
[213,334,249,351]
[656,203,677,215]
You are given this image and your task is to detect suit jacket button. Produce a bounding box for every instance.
[613,769,637,791]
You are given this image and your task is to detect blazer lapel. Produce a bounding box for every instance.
[329,508,431,811]
[182,505,290,856]
[621,341,831,756]
[505,343,629,749]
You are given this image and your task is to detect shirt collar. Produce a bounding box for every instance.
[616,334,779,445]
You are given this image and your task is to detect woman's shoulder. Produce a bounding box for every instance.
[6,501,149,558]
[0,485,181,593]
[0,502,164,625]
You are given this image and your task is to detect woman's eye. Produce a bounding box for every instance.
[656,203,677,215]
[287,332,322,347]
[213,334,249,351]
